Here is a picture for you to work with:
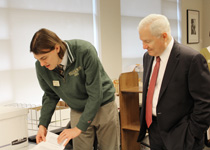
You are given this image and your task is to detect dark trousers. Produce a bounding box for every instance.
[148,117,167,150]
[148,116,204,150]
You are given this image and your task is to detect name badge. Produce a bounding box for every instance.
[208,59,210,63]
[53,80,60,86]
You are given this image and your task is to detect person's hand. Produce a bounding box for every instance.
[57,127,82,146]
[36,125,47,144]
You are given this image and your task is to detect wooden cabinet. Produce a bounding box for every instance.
[119,72,142,150]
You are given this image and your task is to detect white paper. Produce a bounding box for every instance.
[30,131,67,150]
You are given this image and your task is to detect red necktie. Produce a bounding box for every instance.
[146,56,160,128]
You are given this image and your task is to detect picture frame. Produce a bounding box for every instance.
[187,9,200,44]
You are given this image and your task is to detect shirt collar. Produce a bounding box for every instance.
[159,37,174,61]
[60,50,68,70]
[64,41,75,64]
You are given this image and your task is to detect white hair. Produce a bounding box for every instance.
[137,14,171,37]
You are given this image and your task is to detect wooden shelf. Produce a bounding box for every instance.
[121,124,140,131]
[121,86,143,93]
[119,72,142,150]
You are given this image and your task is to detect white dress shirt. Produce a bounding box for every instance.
[151,38,174,116]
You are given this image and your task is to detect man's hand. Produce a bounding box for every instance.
[57,127,82,146]
[36,125,47,144]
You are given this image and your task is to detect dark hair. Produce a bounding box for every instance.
[30,28,66,59]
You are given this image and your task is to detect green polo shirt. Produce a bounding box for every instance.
[36,39,115,131]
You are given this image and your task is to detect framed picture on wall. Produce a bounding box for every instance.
[187,9,200,44]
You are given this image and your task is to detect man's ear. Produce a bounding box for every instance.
[162,32,168,39]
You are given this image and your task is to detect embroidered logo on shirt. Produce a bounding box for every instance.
[69,66,82,76]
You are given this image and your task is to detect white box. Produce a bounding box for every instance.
[0,106,28,150]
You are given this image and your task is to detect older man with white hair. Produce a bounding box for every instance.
[137,14,210,150]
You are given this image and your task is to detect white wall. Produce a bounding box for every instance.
[95,0,122,79]
[203,0,210,48]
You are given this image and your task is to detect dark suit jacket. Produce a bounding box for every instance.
[138,40,210,149]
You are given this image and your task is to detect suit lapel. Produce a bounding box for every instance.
[158,41,180,100]
[143,55,154,100]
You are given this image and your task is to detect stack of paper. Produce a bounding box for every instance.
[30,132,67,150]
